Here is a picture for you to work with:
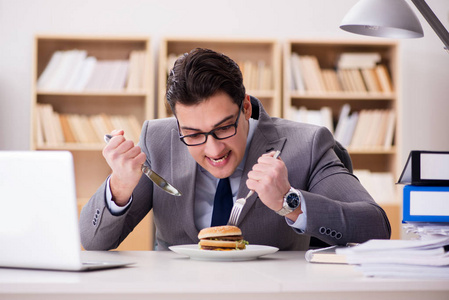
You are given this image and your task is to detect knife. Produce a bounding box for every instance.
[104,134,182,196]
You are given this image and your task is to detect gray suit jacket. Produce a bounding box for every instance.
[80,97,390,251]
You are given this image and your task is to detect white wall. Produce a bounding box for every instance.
[1,0,448,165]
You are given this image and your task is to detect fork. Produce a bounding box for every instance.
[227,150,281,226]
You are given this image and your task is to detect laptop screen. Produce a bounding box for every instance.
[0,151,83,270]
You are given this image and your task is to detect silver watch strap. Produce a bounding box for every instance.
[276,206,293,216]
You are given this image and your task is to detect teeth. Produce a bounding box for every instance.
[210,153,229,163]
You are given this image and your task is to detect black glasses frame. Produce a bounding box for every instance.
[177,101,243,146]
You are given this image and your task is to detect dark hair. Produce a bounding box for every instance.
[166,48,246,114]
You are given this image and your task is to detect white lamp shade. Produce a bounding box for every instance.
[340,0,424,39]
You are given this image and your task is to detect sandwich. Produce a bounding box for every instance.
[198,225,248,251]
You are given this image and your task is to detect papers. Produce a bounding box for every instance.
[354,264,449,279]
[336,237,449,278]
[403,222,449,238]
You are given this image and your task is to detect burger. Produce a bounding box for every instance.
[198,225,248,251]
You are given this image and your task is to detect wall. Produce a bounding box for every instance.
[0,0,448,166]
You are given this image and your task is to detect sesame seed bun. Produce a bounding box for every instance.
[198,225,242,240]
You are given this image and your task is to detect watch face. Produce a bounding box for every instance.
[286,193,299,209]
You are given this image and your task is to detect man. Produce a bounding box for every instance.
[80,48,390,251]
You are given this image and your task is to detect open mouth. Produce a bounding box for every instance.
[209,152,229,164]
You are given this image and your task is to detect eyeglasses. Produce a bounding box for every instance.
[178,102,243,146]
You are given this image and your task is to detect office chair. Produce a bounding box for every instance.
[334,140,353,173]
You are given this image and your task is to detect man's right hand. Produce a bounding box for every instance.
[103,129,147,206]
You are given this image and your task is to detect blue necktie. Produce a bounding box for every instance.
[211,177,233,226]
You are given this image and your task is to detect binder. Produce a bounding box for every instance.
[397,151,449,186]
[403,185,449,222]
[305,245,347,264]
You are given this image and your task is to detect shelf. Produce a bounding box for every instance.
[36,90,148,97]
[32,35,154,250]
[290,91,396,100]
[36,143,105,151]
[246,89,278,98]
[284,39,401,239]
[348,147,397,155]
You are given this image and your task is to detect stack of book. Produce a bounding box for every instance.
[37,49,147,92]
[334,104,395,149]
[238,59,272,91]
[397,151,449,238]
[286,106,334,134]
[167,54,273,91]
[288,103,395,150]
[35,103,141,146]
[289,52,393,94]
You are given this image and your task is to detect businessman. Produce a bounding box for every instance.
[80,48,390,251]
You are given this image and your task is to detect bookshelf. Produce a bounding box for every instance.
[157,37,282,118]
[283,39,402,239]
[31,35,155,250]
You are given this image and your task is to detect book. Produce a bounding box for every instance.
[397,151,449,186]
[290,53,305,92]
[59,114,76,143]
[288,106,334,134]
[333,103,351,144]
[337,52,381,69]
[360,68,382,93]
[383,110,396,149]
[375,64,393,93]
[321,69,342,92]
[403,185,449,222]
[37,51,63,90]
[305,245,348,264]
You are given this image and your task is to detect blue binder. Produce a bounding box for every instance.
[403,185,449,222]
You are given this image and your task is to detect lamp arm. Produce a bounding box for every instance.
[411,0,449,51]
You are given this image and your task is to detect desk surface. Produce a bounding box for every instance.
[1,250,448,300]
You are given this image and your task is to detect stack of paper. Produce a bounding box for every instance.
[336,237,449,278]
[404,222,449,238]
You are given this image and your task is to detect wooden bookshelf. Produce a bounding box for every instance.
[157,37,282,118]
[284,39,402,239]
[31,35,155,250]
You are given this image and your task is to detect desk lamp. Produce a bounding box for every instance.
[340,0,449,53]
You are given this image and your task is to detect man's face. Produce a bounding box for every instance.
[175,93,252,179]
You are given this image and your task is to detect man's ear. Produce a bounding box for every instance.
[243,94,252,119]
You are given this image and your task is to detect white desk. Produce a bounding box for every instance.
[1,251,448,300]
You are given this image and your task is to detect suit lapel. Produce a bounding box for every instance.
[235,99,287,225]
[170,127,200,241]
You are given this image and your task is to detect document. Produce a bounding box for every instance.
[336,237,449,278]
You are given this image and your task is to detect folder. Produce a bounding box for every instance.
[397,150,449,186]
[403,185,449,222]
[305,245,347,264]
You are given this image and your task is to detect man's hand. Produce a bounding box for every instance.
[103,129,146,206]
[246,151,291,210]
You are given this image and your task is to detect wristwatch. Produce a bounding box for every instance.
[276,187,301,216]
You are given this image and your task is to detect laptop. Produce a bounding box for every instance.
[0,151,133,271]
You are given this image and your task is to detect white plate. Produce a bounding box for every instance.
[169,244,279,261]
